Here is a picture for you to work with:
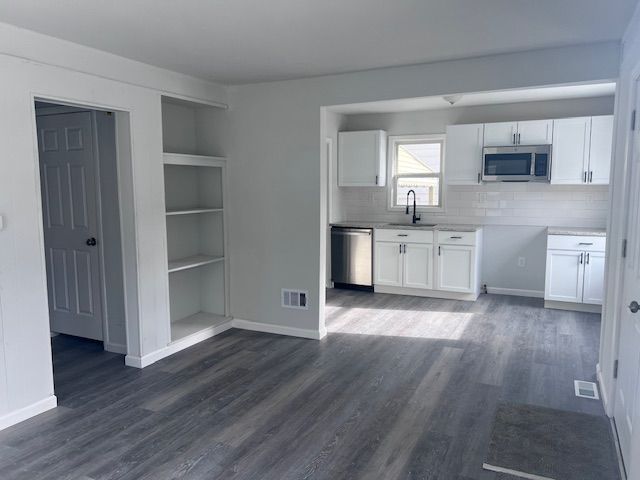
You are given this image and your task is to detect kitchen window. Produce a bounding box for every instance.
[388,134,445,211]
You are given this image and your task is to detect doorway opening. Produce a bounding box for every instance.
[34,100,129,386]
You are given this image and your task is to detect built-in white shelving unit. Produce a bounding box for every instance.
[162,95,230,348]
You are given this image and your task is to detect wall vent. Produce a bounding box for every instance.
[282,289,309,310]
[574,380,600,400]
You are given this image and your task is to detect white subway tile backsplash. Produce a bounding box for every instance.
[336,184,608,228]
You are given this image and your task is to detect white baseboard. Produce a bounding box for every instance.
[374,285,479,301]
[544,300,601,313]
[124,317,326,369]
[232,318,326,340]
[125,320,233,368]
[104,342,127,354]
[486,287,544,298]
[0,395,57,431]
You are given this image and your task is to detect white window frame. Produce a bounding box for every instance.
[387,134,446,213]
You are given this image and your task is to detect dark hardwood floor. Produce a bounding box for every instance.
[0,291,611,479]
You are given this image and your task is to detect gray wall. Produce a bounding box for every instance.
[332,96,614,293]
[228,42,620,334]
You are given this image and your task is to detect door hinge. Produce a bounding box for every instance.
[632,110,636,131]
[622,239,627,258]
[614,359,619,379]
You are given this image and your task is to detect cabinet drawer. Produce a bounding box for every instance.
[375,229,433,243]
[437,231,477,246]
[547,235,606,252]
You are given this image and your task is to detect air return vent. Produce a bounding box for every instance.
[574,380,600,400]
[282,289,309,310]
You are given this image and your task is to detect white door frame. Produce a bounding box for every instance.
[599,48,640,479]
[30,94,137,358]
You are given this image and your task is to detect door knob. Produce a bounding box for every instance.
[629,301,640,314]
[86,237,97,246]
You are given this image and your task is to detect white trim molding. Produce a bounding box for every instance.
[486,287,544,298]
[0,395,57,431]
[232,318,327,340]
[104,342,128,355]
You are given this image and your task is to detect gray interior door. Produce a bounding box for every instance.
[37,111,103,341]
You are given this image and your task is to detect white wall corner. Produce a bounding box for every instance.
[0,395,57,431]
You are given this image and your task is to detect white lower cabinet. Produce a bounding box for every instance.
[374,228,482,299]
[375,242,403,287]
[403,243,433,290]
[437,245,475,293]
[545,250,585,303]
[582,251,606,305]
[544,234,606,308]
[375,241,432,289]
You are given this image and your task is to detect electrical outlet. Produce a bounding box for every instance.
[517,257,526,268]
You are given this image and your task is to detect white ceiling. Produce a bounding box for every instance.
[0,0,637,84]
[328,83,617,114]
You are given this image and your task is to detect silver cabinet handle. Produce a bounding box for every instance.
[477,172,481,184]
[513,133,516,144]
[579,242,593,245]
[589,171,593,183]
[403,244,407,254]
[518,133,521,144]
[629,301,640,314]
[586,253,590,264]
[397,234,408,237]
[579,252,583,264]
[450,236,463,239]
[438,246,441,255]
[583,171,587,183]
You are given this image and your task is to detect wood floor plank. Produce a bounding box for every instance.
[0,291,616,480]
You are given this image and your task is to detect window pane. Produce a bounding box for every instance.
[397,142,441,175]
[396,177,440,206]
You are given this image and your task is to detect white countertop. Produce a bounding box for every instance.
[331,222,482,232]
[547,227,606,237]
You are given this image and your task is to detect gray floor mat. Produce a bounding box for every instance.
[484,403,621,480]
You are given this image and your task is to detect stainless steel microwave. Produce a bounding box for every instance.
[482,145,552,182]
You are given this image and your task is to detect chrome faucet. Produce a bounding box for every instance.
[406,189,421,224]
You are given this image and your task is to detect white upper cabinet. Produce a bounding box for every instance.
[338,130,387,187]
[517,119,553,145]
[483,120,552,146]
[483,122,517,146]
[445,124,484,185]
[588,115,614,185]
[551,117,591,184]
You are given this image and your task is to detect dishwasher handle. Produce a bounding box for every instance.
[331,228,372,236]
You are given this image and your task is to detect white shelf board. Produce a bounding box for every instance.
[168,254,224,273]
[170,312,232,343]
[166,208,223,216]
[163,152,226,167]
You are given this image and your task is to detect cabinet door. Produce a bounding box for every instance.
[588,115,614,185]
[338,130,385,187]
[544,250,584,302]
[517,120,553,145]
[375,242,403,287]
[551,117,591,184]
[582,251,606,305]
[445,124,484,185]
[483,122,517,147]
[403,243,433,290]
[437,245,475,293]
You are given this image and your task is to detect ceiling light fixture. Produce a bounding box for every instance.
[443,94,463,106]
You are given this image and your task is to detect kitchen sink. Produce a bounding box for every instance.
[386,223,437,227]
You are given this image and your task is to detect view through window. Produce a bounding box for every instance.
[392,138,444,208]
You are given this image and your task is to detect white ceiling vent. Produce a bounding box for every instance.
[282,289,309,310]
[574,380,600,400]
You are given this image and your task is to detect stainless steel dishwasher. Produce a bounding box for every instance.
[331,226,373,290]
